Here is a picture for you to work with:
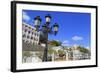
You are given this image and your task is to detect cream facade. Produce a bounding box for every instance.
[22,23,40,45]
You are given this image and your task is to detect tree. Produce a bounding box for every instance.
[77,46,89,53]
[35,52,43,59]
[58,50,65,55]
[48,48,57,55]
[22,51,33,57]
[49,40,62,46]
[48,48,54,55]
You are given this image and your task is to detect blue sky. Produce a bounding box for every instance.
[22,10,91,48]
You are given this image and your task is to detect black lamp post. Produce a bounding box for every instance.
[34,14,59,62]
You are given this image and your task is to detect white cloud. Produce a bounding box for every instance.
[62,40,69,46]
[72,35,83,41]
[56,40,60,42]
[63,40,69,44]
[73,44,79,47]
[86,46,90,50]
[84,46,90,51]
[23,12,30,22]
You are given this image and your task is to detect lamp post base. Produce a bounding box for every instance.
[42,46,48,62]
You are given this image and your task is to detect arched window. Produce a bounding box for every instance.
[25,25,27,27]
[25,29,27,32]
[23,34,26,38]
[32,32,34,35]
[26,40,28,43]
[27,35,29,39]
[28,31,30,34]
[31,37,33,39]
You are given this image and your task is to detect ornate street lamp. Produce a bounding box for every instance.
[45,14,51,25]
[34,16,41,30]
[53,23,59,35]
[34,14,59,62]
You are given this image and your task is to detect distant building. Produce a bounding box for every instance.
[49,45,90,61]
[52,46,63,51]
[22,23,40,45]
[71,45,90,60]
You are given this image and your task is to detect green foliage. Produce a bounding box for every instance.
[48,48,57,55]
[22,51,33,57]
[77,46,89,53]
[58,50,64,54]
[48,49,54,54]
[35,52,43,59]
[49,40,62,46]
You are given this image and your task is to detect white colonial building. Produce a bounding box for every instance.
[71,45,90,60]
[49,45,90,61]
[22,23,40,45]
